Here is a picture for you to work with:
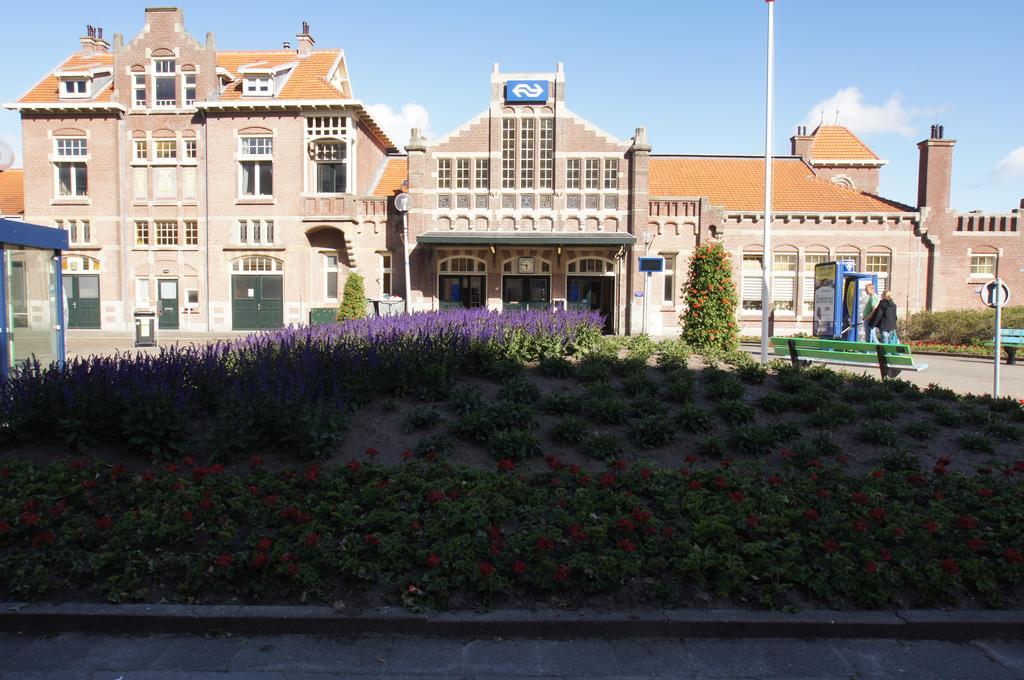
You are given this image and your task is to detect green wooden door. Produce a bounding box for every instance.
[232,275,283,330]
[567,276,614,333]
[62,274,101,329]
[502,276,550,311]
[158,279,179,330]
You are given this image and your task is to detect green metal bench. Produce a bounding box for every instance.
[769,337,928,380]
[988,328,1024,365]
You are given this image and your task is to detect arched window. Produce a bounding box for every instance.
[502,257,552,274]
[306,116,348,193]
[831,175,855,189]
[62,255,101,273]
[231,256,282,273]
[567,258,614,275]
[438,256,486,274]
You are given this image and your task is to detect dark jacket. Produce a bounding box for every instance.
[872,299,898,332]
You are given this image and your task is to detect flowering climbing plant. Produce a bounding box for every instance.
[680,241,739,353]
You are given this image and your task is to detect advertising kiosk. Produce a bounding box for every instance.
[813,260,878,342]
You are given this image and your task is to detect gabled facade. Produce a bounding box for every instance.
[7,8,398,331]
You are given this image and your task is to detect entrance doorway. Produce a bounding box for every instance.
[439,275,485,310]
[158,279,179,330]
[567,276,614,333]
[232,275,283,330]
[63,274,101,329]
[502,276,550,311]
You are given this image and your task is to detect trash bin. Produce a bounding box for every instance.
[378,296,405,316]
[134,310,157,347]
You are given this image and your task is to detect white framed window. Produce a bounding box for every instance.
[184,139,197,160]
[802,252,828,314]
[970,253,997,278]
[662,254,676,306]
[438,256,486,273]
[184,220,198,246]
[773,252,798,312]
[61,78,88,97]
[134,140,148,161]
[232,256,282,273]
[55,218,90,245]
[241,137,272,156]
[604,159,619,189]
[153,59,176,108]
[154,140,177,160]
[585,194,599,209]
[519,118,535,189]
[183,73,196,105]
[56,163,87,197]
[381,252,393,295]
[135,220,150,245]
[56,138,87,157]
[240,160,273,196]
[566,194,581,210]
[135,277,151,307]
[501,118,515,189]
[306,116,346,138]
[455,159,470,190]
[584,159,600,190]
[566,159,581,189]
[741,254,764,311]
[185,288,199,310]
[324,254,339,299]
[133,74,147,108]
[474,159,488,189]
[539,118,554,189]
[836,251,860,271]
[155,220,178,246]
[437,158,451,189]
[865,254,891,292]
[243,76,273,96]
[311,141,347,193]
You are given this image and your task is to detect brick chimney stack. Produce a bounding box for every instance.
[790,125,813,162]
[296,21,315,57]
[917,124,956,212]
[79,25,110,54]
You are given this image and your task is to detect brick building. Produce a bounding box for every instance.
[5,8,1021,334]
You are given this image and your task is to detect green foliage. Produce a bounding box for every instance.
[538,355,574,379]
[717,399,755,425]
[728,425,779,455]
[551,415,587,445]
[498,377,541,404]
[680,241,740,354]
[903,420,936,440]
[697,435,726,458]
[488,428,542,461]
[336,272,367,321]
[541,392,576,416]
[901,306,1024,345]
[679,404,714,433]
[656,340,692,371]
[403,405,440,434]
[958,431,995,454]
[584,432,623,460]
[662,369,696,403]
[630,414,676,448]
[586,396,628,425]
[736,362,768,385]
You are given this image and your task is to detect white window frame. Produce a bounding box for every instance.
[133,139,148,161]
[970,253,997,278]
[437,158,451,189]
[455,158,470,190]
[802,252,828,314]
[604,158,619,190]
[183,220,198,246]
[243,76,273,97]
[155,220,178,246]
[519,118,535,189]
[55,162,87,197]
[380,252,393,296]
[772,252,798,313]
[474,159,488,189]
[184,139,197,160]
[152,58,177,108]
[182,72,197,106]
[237,219,274,246]
[324,253,339,300]
[501,118,515,189]
[865,253,891,292]
[60,78,89,99]
[133,74,147,108]
[135,220,150,246]
[184,288,200,310]
[539,118,554,189]
[154,139,177,160]
[584,159,600,190]
[662,254,676,307]
[55,218,90,246]
[566,159,581,190]
[135,277,152,307]
[55,138,87,157]
[741,253,764,312]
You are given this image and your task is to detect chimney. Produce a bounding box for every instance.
[112,32,124,53]
[205,32,216,50]
[917,124,956,212]
[296,21,315,57]
[790,125,813,162]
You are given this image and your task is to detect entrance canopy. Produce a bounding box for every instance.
[416,231,635,246]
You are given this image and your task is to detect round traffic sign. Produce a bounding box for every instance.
[980,280,1011,308]
[394,192,411,213]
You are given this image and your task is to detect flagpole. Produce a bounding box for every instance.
[760,0,775,364]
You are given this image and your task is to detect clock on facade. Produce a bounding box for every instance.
[518,257,536,274]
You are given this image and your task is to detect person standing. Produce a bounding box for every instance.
[874,291,900,344]
[861,283,880,343]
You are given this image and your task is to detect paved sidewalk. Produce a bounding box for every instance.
[0,633,1022,678]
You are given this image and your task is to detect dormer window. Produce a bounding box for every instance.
[61,78,89,98]
[244,76,273,96]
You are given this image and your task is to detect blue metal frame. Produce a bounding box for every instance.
[0,219,70,379]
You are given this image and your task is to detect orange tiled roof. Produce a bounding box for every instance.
[0,169,24,216]
[18,53,114,104]
[371,157,408,197]
[809,125,879,161]
[216,50,348,100]
[648,156,911,213]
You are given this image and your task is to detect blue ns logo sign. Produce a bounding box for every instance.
[505,80,549,103]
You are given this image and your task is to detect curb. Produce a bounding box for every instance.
[1,603,1022,640]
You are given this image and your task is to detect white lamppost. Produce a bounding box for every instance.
[760,0,776,364]
[394,192,412,313]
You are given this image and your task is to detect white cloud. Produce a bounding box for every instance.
[365,103,432,149]
[0,135,20,170]
[994,147,1024,179]
[801,87,922,137]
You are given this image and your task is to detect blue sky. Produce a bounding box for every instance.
[1,0,1022,211]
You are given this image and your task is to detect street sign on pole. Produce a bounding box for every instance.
[980,280,1010,308]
